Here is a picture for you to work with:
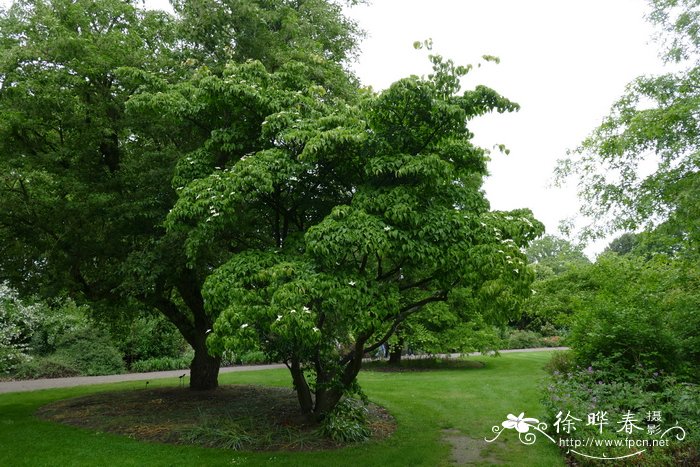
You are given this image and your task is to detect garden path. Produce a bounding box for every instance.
[0,347,568,394]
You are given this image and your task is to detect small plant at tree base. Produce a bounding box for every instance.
[180,418,254,450]
[319,397,372,443]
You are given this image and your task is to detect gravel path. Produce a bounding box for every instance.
[0,347,568,394]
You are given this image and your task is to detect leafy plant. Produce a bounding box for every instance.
[542,356,700,465]
[12,355,81,380]
[119,315,189,365]
[130,353,193,373]
[319,398,372,443]
[54,328,125,376]
[0,285,38,373]
[180,418,254,450]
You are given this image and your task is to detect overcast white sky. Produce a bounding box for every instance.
[2,0,666,255]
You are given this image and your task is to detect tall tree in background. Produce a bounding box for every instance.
[0,0,362,389]
[555,0,700,377]
[558,0,699,254]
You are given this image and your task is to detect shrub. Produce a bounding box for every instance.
[543,350,575,375]
[319,398,372,443]
[502,329,553,349]
[13,355,81,379]
[119,315,188,364]
[131,353,193,373]
[567,254,683,373]
[30,299,88,356]
[54,328,125,376]
[542,356,700,465]
[220,350,268,366]
[0,284,39,372]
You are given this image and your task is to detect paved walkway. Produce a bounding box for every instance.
[0,347,568,394]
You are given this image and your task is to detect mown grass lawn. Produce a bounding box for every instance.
[0,351,564,466]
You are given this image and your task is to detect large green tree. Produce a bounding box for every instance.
[0,0,361,389]
[557,0,699,254]
[165,48,543,420]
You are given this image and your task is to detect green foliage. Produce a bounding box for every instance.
[171,0,362,76]
[168,50,543,418]
[319,397,372,443]
[603,232,640,256]
[119,315,189,364]
[542,350,575,375]
[53,328,125,376]
[567,253,696,376]
[130,354,192,373]
[542,358,700,465]
[30,299,89,356]
[517,236,590,332]
[502,329,560,349]
[400,303,503,355]
[12,354,81,379]
[526,235,589,277]
[0,284,39,372]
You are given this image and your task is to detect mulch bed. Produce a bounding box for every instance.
[37,384,395,451]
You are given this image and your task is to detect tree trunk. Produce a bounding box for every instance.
[313,387,343,420]
[290,358,314,417]
[190,338,220,390]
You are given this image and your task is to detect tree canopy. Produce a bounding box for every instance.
[161,47,543,418]
[0,0,363,389]
[557,0,700,255]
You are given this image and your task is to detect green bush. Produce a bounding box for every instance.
[543,350,575,375]
[220,350,268,366]
[120,315,188,364]
[0,284,39,372]
[54,328,125,376]
[567,254,682,373]
[131,354,193,373]
[542,357,700,465]
[13,355,81,379]
[319,398,372,443]
[30,299,89,356]
[502,329,553,349]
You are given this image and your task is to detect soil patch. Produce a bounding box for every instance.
[442,429,502,465]
[37,384,395,451]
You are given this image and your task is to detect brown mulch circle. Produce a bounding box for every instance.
[36,384,395,451]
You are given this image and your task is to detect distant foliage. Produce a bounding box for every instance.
[120,315,189,365]
[130,354,192,373]
[567,253,697,377]
[30,299,89,356]
[54,328,125,376]
[0,284,39,373]
[502,329,560,350]
[12,355,81,380]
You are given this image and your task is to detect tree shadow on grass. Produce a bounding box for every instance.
[363,357,487,373]
[36,385,395,451]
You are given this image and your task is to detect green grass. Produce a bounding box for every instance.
[0,351,564,466]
